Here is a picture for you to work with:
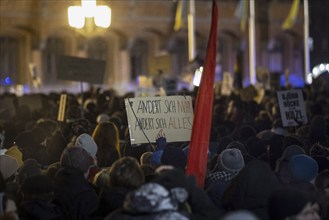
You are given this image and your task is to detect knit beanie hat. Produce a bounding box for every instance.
[60,146,93,174]
[289,155,319,182]
[161,146,187,170]
[218,149,245,173]
[0,154,19,180]
[75,133,98,158]
[268,188,314,220]
[275,145,306,173]
[281,145,305,160]
[222,211,259,220]
[5,146,23,166]
[124,182,188,216]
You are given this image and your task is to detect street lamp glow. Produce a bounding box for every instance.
[68,6,85,28]
[193,66,203,87]
[81,0,97,18]
[95,6,111,28]
[306,73,313,84]
[312,67,319,75]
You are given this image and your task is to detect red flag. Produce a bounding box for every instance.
[186,0,218,188]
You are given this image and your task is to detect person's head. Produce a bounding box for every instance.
[17,159,42,185]
[315,169,329,193]
[60,146,93,176]
[71,118,92,136]
[45,162,61,180]
[140,164,156,182]
[96,113,110,124]
[14,130,38,152]
[161,146,187,170]
[92,121,120,156]
[288,155,319,183]
[0,155,19,182]
[93,167,111,190]
[140,151,153,166]
[0,193,19,220]
[109,157,144,188]
[75,133,98,159]
[217,148,245,173]
[268,188,320,220]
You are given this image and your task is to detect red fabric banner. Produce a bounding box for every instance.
[186,0,218,188]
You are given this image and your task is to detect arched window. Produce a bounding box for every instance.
[42,37,65,85]
[167,38,188,76]
[86,37,108,61]
[268,39,283,73]
[130,39,148,80]
[0,37,19,86]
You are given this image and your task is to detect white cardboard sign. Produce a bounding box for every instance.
[276,90,308,127]
[125,96,194,144]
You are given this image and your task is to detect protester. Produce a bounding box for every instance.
[268,187,321,220]
[75,133,101,183]
[0,78,328,220]
[92,122,121,168]
[206,148,245,209]
[52,147,98,219]
[18,174,61,219]
[222,160,281,220]
[314,170,329,219]
[91,157,145,219]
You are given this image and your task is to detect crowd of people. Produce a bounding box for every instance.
[0,80,328,220]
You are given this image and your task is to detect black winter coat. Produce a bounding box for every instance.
[19,199,61,220]
[52,167,98,220]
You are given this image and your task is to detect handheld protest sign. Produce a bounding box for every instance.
[57,94,67,122]
[125,96,194,145]
[276,90,308,127]
[57,55,105,84]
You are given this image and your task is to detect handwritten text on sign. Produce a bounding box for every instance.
[125,96,194,144]
[277,90,308,127]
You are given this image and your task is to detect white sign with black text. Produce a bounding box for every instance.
[277,90,308,127]
[125,96,194,144]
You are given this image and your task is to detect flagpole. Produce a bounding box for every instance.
[248,0,256,85]
[188,0,196,61]
[303,0,310,82]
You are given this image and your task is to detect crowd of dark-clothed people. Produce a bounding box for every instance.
[0,80,328,220]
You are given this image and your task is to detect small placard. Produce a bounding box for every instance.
[276,90,308,127]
